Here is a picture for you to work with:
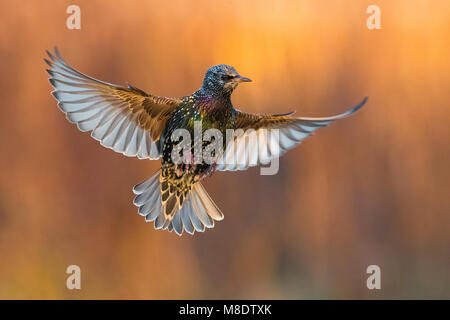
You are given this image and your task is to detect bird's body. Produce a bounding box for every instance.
[159,93,235,222]
[45,48,367,235]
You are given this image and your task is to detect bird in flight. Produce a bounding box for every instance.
[45,47,367,236]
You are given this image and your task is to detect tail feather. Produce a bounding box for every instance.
[132,170,224,235]
[186,197,205,232]
[191,189,214,228]
[133,173,159,194]
[194,183,224,221]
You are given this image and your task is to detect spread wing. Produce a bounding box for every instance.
[216,97,367,171]
[45,47,182,159]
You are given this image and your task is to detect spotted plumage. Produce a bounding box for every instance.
[45,47,367,235]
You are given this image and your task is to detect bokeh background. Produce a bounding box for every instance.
[0,0,449,299]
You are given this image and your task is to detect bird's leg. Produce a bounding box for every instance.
[194,163,217,182]
[175,151,196,177]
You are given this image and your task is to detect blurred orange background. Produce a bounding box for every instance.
[0,0,449,299]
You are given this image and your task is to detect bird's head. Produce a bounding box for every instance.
[200,64,251,97]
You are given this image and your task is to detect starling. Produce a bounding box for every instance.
[45,47,367,235]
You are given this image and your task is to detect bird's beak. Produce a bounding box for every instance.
[235,75,252,83]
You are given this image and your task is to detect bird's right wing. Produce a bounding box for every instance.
[216,97,367,171]
[45,47,183,159]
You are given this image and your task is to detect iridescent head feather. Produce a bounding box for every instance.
[198,64,251,99]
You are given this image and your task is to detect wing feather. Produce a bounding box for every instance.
[45,47,182,159]
[216,97,367,171]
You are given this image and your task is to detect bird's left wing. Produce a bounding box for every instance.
[45,47,182,159]
[216,97,367,171]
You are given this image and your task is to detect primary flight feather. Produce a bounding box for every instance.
[45,47,367,235]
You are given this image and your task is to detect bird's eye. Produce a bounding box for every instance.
[222,74,234,81]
